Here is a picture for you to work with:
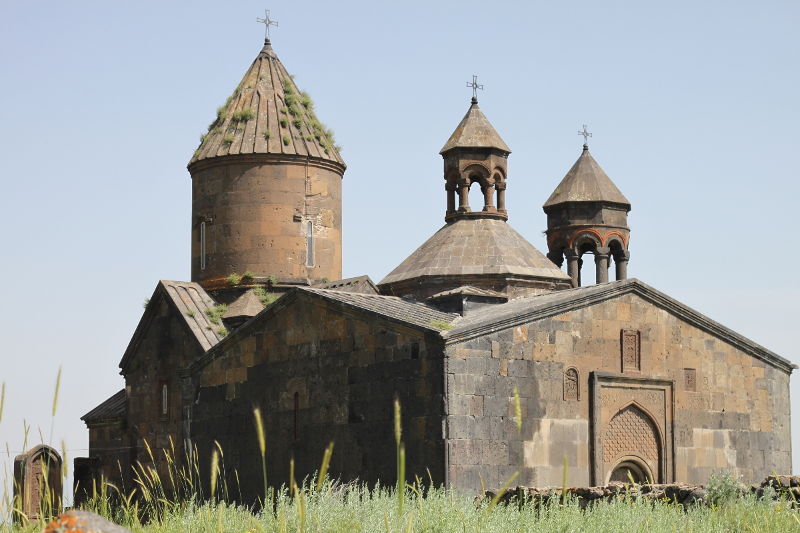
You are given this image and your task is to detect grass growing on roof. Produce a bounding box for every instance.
[231,108,255,123]
[429,319,453,330]
[253,286,280,307]
[204,304,227,325]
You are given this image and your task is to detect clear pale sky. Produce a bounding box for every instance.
[1,1,798,503]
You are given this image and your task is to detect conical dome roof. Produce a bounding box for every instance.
[439,99,510,154]
[189,40,344,167]
[544,146,629,208]
[379,218,569,286]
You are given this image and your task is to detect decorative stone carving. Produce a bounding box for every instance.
[602,404,660,463]
[564,367,579,401]
[684,368,697,392]
[591,373,674,486]
[621,329,641,372]
[13,445,62,522]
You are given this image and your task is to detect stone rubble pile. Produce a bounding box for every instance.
[486,475,800,508]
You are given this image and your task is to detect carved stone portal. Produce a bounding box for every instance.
[591,372,674,485]
[13,445,62,522]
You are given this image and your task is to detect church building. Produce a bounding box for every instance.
[77,34,793,498]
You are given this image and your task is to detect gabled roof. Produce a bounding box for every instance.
[313,275,379,295]
[428,286,508,300]
[444,278,795,374]
[81,389,126,424]
[440,100,510,154]
[189,40,344,168]
[379,218,570,286]
[543,146,630,208]
[119,281,224,370]
[301,287,458,330]
[189,286,460,373]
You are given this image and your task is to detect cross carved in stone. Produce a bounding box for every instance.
[257,9,279,40]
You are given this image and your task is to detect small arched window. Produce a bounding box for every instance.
[160,382,169,416]
[199,221,207,271]
[305,221,315,267]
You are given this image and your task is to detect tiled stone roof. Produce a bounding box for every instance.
[223,289,265,319]
[313,275,379,294]
[81,389,126,423]
[189,40,344,167]
[161,281,226,350]
[119,281,223,370]
[379,218,570,285]
[301,287,459,331]
[544,146,629,207]
[440,100,510,154]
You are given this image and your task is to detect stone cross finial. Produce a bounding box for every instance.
[257,9,279,41]
[466,75,484,102]
[578,124,592,146]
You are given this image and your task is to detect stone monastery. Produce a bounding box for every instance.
[77,34,793,498]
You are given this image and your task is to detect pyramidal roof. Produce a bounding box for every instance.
[189,40,344,167]
[544,145,629,208]
[439,99,511,154]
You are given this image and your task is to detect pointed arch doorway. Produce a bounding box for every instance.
[590,373,675,485]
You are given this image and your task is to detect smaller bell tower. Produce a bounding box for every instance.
[441,91,511,222]
[543,131,631,287]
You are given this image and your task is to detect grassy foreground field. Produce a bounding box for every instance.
[7,484,800,533]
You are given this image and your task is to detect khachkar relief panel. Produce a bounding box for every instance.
[591,372,674,486]
[13,445,62,523]
[620,329,641,372]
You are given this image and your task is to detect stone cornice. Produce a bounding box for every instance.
[187,153,346,175]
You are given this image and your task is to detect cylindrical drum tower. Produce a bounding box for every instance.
[188,39,345,293]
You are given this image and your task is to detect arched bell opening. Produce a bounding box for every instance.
[492,170,506,213]
[577,240,598,286]
[566,233,607,287]
[608,238,629,281]
[467,179,485,212]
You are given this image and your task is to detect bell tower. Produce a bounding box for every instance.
[543,134,631,287]
[441,95,511,222]
[379,90,572,299]
[187,36,345,295]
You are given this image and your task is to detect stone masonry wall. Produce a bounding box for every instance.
[116,294,205,482]
[444,292,791,491]
[187,293,445,502]
[191,159,342,287]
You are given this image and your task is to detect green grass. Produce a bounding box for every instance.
[226,273,243,286]
[204,304,227,325]
[12,482,800,532]
[428,319,453,330]
[231,109,254,123]
[3,378,799,533]
[253,286,280,307]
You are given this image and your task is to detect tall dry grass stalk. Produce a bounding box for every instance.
[253,407,268,504]
[0,381,5,423]
[394,398,405,514]
[210,448,220,502]
[51,367,62,417]
[316,442,334,492]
